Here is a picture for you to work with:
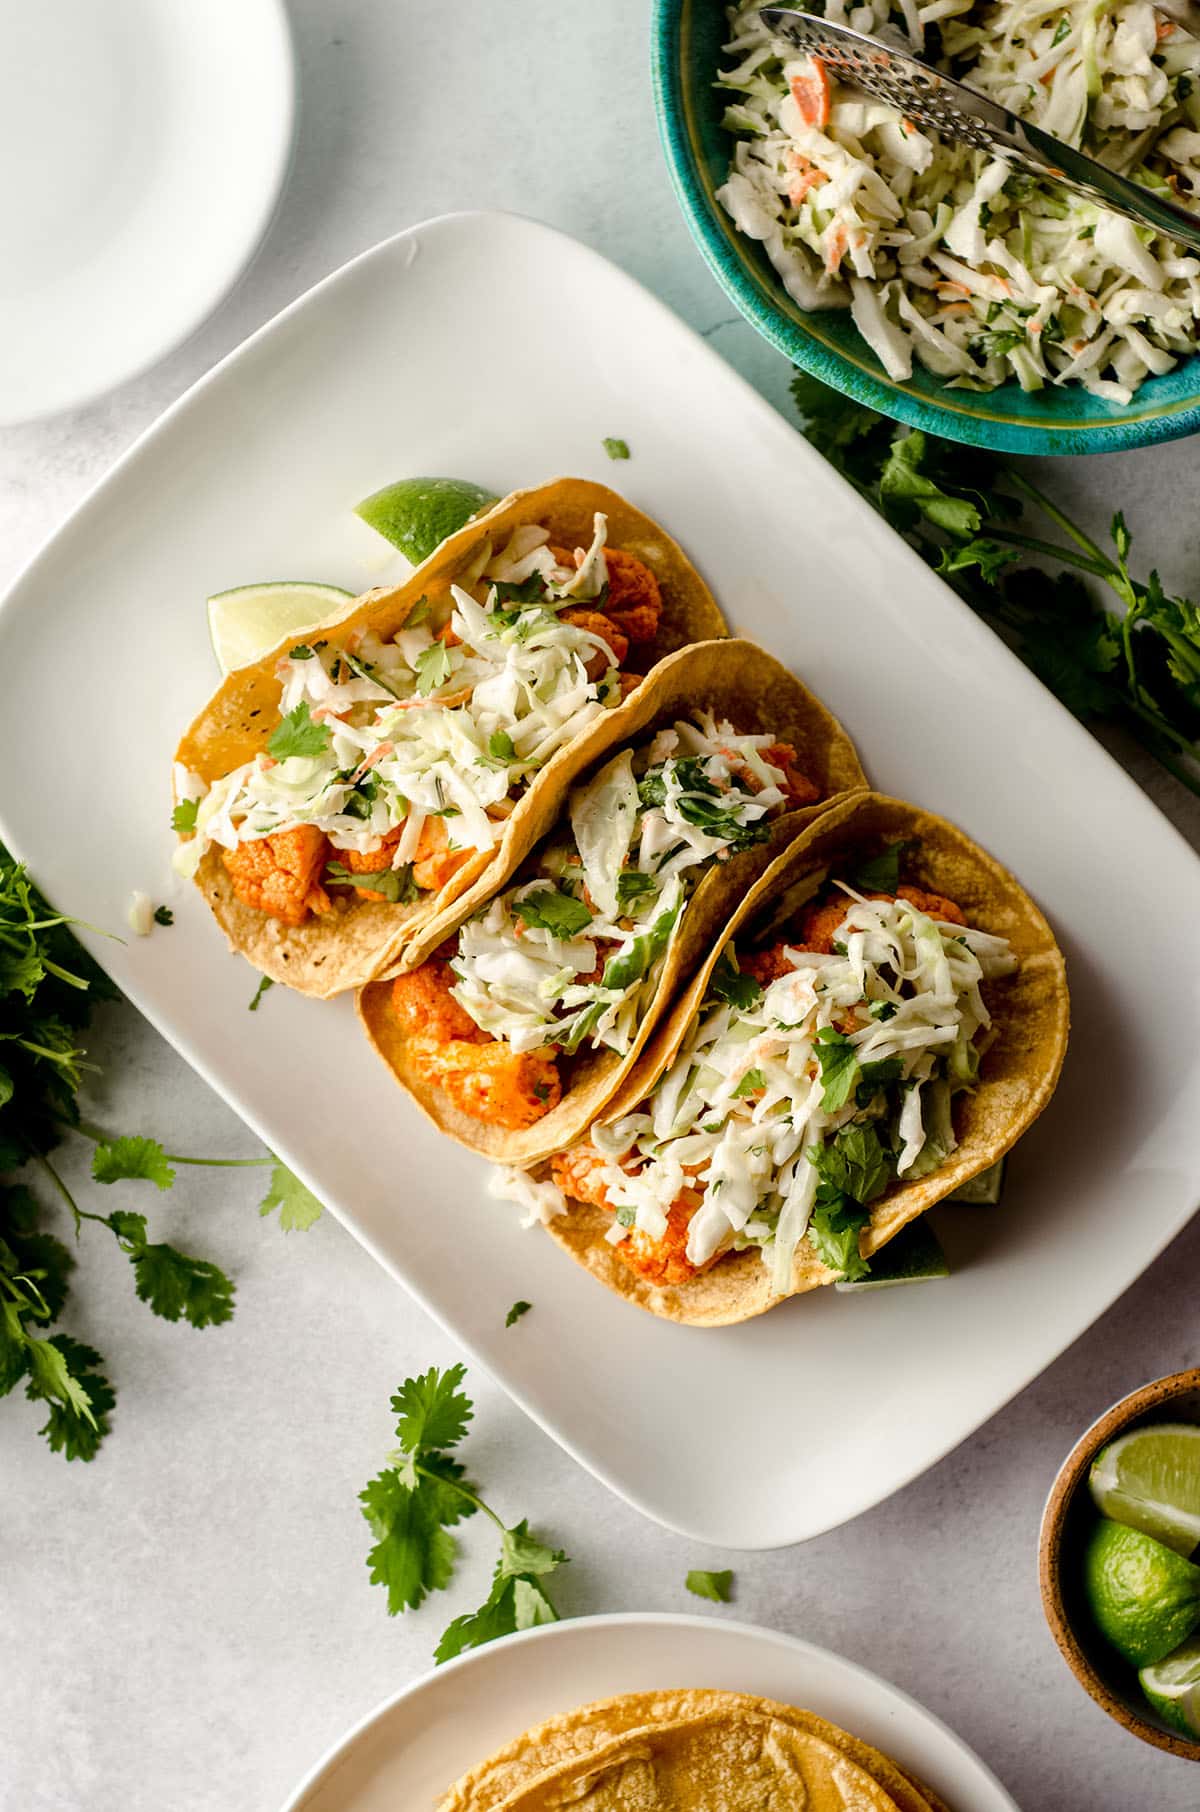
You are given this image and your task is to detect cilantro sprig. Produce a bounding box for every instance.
[793,373,1200,797]
[361,1364,568,1661]
[686,1568,734,1602]
[0,845,324,1460]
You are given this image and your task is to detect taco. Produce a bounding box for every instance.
[438,1694,910,1811]
[357,639,867,1165]
[514,792,1068,1325]
[172,479,727,997]
[436,1689,950,1812]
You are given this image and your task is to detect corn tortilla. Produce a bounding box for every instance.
[174,479,728,998]
[436,1689,947,1812]
[357,639,868,1166]
[545,791,1070,1326]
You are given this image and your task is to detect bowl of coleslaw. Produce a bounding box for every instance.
[653,0,1200,453]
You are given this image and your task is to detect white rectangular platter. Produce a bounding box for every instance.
[2,212,1197,1547]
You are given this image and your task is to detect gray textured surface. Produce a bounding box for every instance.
[3,3,1200,1809]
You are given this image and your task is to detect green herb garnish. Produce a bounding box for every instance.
[267,701,331,761]
[360,1363,568,1661]
[686,1568,734,1602]
[512,887,593,938]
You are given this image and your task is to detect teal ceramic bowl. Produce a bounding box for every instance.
[652,0,1200,454]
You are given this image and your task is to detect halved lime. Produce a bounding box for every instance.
[1084,1518,1200,1668]
[949,1157,1006,1204]
[354,477,497,565]
[207,581,354,675]
[1090,1424,1200,1558]
[835,1217,949,1292]
[1141,1635,1200,1736]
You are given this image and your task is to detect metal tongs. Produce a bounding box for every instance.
[759,5,1200,253]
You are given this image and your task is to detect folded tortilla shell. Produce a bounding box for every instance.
[357,638,868,1166]
[546,791,1070,1326]
[175,478,727,997]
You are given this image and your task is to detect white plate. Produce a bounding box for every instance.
[1,212,1198,1549]
[280,1614,1019,1812]
[0,0,294,425]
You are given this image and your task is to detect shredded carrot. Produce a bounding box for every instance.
[789,60,831,129]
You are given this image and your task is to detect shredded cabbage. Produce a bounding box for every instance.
[589,887,1016,1284]
[451,714,798,1059]
[717,0,1200,400]
[176,517,628,888]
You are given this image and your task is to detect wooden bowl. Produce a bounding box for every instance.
[1039,1369,1200,1759]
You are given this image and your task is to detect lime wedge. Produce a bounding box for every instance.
[1141,1635,1200,1736]
[835,1218,949,1292]
[354,477,497,564]
[949,1157,1006,1204]
[1084,1518,1200,1668]
[207,581,354,675]
[1090,1424,1200,1558]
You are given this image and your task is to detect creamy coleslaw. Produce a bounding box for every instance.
[450,714,801,1059]
[173,516,630,888]
[717,0,1200,400]
[517,882,1015,1284]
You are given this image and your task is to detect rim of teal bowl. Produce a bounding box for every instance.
[651,0,1200,456]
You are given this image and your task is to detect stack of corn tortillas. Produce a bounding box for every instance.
[436,1689,953,1812]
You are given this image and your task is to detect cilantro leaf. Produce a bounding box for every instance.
[414,641,453,696]
[361,1453,476,1614]
[171,798,198,835]
[258,1159,323,1231]
[152,905,174,927]
[710,951,762,1011]
[110,1213,235,1327]
[807,1199,872,1283]
[325,861,418,904]
[512,887,593,938]
[856,1056,906,1105]
[505,1299,532,1328]
[814,1027,859,1111]
[686,1568,734,1602]
[248,975,274,1012]
[499,1519,567,1579]
[0,1299,30,1396]
[616,870,656,909]
[28,1337,114,1461]
[288,644,315,659]
[880,431,983,538]
[851,841,907,894]
[267,701,331,761]
[435,1524,565,1663]
[434,1575,543,1664]
[392,1362,473,1455]
[91,1135,175,1191]
[603,437,631,460]
[809,1122,892,1205]
[732,1069,765,1098]
[24,1330,102,1434]
[488,730,516,763]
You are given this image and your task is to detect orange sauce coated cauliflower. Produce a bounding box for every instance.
[335,827,402,901]
[222,826,332,927]
[798,884,965,954]
[412,816,474,893]
[392,943,561,1129]
[550,543,663,646]
[421,1038,562,1130]
[559,607,630,679]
